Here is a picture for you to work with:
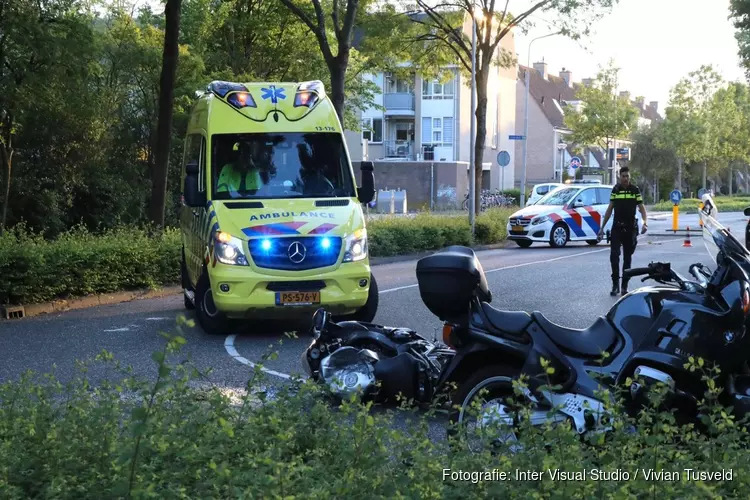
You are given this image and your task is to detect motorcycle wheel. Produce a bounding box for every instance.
[447,365,527,453]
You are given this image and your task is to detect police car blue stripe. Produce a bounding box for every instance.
[564,217,587,238]
[582,216,600,234]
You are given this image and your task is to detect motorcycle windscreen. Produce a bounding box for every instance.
[700,193,750,266]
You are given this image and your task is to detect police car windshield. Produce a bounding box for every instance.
[536,187,579,206]
[211,132,356,200]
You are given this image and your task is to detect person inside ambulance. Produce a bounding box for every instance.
[215,140,269,197]
[293,138,336,196]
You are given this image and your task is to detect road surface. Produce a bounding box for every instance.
[2,211,741,393]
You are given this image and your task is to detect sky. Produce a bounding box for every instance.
[513,0,746,111]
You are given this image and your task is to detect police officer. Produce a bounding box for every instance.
[597,167,648,296]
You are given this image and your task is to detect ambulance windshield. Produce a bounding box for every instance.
[211,132,356,200]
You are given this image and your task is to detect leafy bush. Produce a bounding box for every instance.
[0,209,515,305]
[0,224,181,306]
[1,320,749,498]
[652,196,750,214]
[367,208,514,257]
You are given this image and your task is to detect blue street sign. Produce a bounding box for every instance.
[497,150,511,167]
[509,135,525,140]
[670,189,683,205]
[569,156,581,169]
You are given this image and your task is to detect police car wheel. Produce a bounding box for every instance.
[195,269,229,335]
[549,223,569,248]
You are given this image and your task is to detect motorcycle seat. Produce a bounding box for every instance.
[480,302,532,335]
[531,311,617,358]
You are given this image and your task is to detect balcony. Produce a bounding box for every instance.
[384,93,415,116]
[382,140,415,160]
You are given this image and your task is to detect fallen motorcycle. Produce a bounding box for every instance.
[300,309,455,405]
[302,193,750,445]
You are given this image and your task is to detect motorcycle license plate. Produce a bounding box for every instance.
[276,291,320,306]
[512,225,524,232]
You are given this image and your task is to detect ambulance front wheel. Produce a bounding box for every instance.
[337,273,379,323]
[195,266,230,335]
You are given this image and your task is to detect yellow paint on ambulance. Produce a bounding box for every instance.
[179,80,377,334]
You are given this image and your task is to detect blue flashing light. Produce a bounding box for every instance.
[261,239,272,251]
[321,237,331,250]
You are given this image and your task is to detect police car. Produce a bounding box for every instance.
[507,184,615,248]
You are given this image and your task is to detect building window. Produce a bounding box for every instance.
[433,118,441,129]
[421,73,455,100]
[443,117,453,144]
[361,117,383,143]
[421,117,432,143]
[433,131,442,143]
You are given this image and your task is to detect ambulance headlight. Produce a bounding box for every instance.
[214,232,249,266]
[532,215,550,225]
[342,229,367,263]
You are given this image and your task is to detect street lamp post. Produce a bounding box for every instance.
[557,141,567,179]
[520,31,562,208]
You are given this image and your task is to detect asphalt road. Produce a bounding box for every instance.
[0,211,745,396]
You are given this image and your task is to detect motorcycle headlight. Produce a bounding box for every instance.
[342,228,367,263]
[532,215,550,225]
[214,231,249,266]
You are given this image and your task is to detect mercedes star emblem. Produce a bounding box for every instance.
[287,241,307,263]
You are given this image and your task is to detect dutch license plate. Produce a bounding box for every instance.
[512,225,524,232]
[276,291,321,306]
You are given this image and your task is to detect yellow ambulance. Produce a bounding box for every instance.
[179,80,377,334]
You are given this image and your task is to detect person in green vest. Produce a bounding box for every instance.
[216,141,264,197]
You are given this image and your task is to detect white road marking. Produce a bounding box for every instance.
[104,327,130,332]
[224,334,292,380]
[145,317,169,321]
[223,238,688,379]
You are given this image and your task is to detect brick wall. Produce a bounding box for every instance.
[352,161,483,211]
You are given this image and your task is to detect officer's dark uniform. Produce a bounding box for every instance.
[609,184,642,294]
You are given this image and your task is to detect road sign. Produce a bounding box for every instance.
[670,189,682,205]
[509,135,525,140]
[569,156,581,169]
[497,150,510,167]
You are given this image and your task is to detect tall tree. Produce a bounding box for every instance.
[730,0,750,79]
[278,0,361,125]
[655,65,731,192]
[406,0,617,214]
[149,0,183,229]
[563,61,639,183]
[0,0,94,234]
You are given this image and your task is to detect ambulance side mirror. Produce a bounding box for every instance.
[184,160,206,207]
[358,161,375,205]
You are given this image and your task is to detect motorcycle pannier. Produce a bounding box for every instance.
[415,245,492,322]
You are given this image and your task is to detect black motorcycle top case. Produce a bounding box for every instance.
[416,245,492,324]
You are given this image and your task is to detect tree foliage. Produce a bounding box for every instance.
[563,61,639,152]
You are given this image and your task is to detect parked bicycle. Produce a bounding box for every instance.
[462,189,515,211]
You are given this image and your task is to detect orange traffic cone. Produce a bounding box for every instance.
[683,226,692,247]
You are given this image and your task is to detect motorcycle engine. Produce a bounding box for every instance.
[319,346,377,399]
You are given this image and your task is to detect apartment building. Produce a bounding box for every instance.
[344,12,519,192]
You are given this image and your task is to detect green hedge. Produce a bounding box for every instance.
[0,224,182,306]
[0,208,515,305]
[652,196,750,214]
[1,332,748,498]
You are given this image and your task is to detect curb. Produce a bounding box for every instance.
[4,241,514,321]
[2,286,183,321]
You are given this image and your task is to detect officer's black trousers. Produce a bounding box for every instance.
[610,225,637,282]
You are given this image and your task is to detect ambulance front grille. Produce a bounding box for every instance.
[248,236,343,271]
